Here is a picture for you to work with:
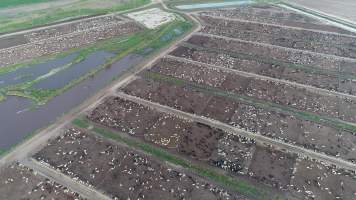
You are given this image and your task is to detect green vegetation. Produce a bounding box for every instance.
[144,71,356,133]
[0,0,151,34]
[72,118,284,200]
[181,42,356,80]
[0,19,192,105]
[0,149,5,156]
[0,0,52,8]
[0,94,5,102]
[72,118,90,129]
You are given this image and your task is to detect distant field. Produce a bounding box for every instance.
[0,0,150,34]
[0,0,53,8]
[286,0,356,23]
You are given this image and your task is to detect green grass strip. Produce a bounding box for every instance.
[72,118,90,129]
[0,0,53,8]
[0,149,5,156]
[144,71,356,133]
[72,118,284,200]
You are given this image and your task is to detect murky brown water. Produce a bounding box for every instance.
[0,53,143,150]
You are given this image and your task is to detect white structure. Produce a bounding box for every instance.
[126,8,177,29]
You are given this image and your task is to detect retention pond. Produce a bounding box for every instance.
[0,53,143,150]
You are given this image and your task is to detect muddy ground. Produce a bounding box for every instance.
[122,77,212,115]
[35,127,248,200]
[198,4,355,35]
[170,45,356,95]
[121,77,356,163]
[186,34,356,76]
[0,162,84,200]
[198,15,356,58]
[290,158,356,200]
[248,145,296,190]
[88,95,303,192]
[149,57,356,124]
[88,96,224,160]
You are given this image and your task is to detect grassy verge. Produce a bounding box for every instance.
[0,149,5,156]
[0,0,52,8]
[72,118,284,200]
[0,19,192,105]
[0,0,151,34]
[0,94,5,102]
[144,71,356,133]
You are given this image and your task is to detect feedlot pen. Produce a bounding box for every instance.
[1,2,356,200]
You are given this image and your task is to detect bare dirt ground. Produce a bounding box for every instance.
[121,76,356,163]
[35,127,247,200]
[87,94,302,193]
[248,144,296,190]
[197,4,355,35]
[198,15,356,59]
[290,158,356,200]
[88,96,224,161]
[169,46,356,95]
[0,162,84,200]
[148,57,356,124]
[186,34,356,75]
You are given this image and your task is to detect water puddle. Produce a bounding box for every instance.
[33,51,115,89]
[0,53,77,88]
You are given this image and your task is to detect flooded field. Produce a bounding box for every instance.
[0,53,77,87]
[33,51,115,89]
[0,53,143,150]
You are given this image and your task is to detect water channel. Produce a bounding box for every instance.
[0,52,144,150]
